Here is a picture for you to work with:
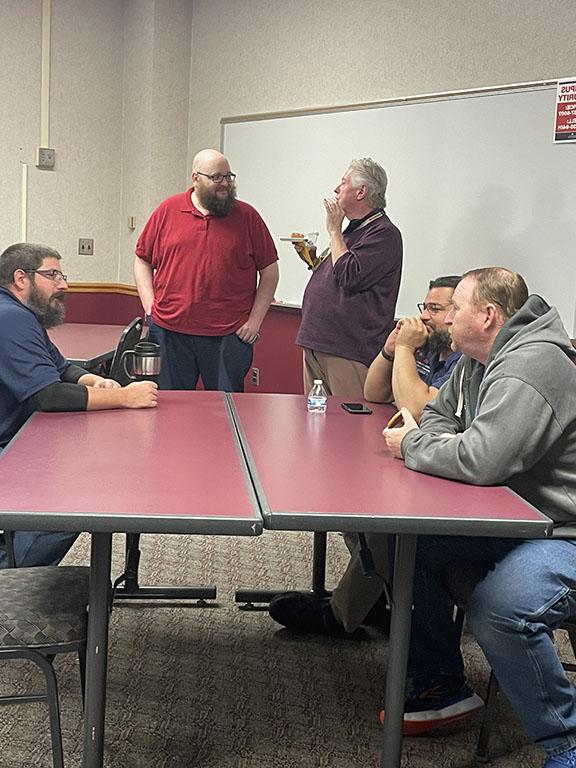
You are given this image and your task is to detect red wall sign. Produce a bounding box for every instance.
[555,79,576,142]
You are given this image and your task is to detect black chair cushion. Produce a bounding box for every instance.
[0,566,89,649]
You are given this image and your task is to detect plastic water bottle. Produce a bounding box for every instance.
[307,379,328,413]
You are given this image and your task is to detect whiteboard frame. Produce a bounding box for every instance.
[221,79,576,333]
[220,79,557,130]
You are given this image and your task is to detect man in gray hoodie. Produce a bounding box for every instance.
[383,267,576,768]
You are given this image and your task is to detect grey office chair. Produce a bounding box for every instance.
[0,566,90,768]
[107,316,144,386]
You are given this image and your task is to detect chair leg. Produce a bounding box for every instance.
[35,653,65,768]
[567,629,576,662]
[312,532,328,596]
[124,533,141,590]
[476,671,500,762]
[78,644,87,710]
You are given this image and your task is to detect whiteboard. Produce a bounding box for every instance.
[222,86,576,334]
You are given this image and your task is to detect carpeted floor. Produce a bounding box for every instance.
[0,530,568,767]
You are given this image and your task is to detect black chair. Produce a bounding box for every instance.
[107,316,144,386]
[0,566,90,768]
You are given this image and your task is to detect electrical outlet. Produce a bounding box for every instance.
[251,367,260,386]
[78,238,94,255]
[36,147,56,169]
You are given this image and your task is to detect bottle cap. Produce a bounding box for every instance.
[313,379,323,384]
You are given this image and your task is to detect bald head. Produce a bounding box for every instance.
[192,149,229,173]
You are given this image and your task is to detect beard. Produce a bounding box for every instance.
[195,184,237,217]
[427,329,453,355]
[27,283,66,329]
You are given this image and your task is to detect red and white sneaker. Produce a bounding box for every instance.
[380,676,484,736]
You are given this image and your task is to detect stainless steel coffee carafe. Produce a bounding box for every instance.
[121,341,161,382]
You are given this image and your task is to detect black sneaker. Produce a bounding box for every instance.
[379,676,484,736]
[269,591,359,637]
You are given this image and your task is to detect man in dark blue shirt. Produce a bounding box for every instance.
[269,275,462,637]
[0,242,159,567]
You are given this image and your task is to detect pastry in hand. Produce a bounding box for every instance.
[291,232,318,270]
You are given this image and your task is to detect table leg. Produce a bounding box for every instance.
[311,531,328,595]
[83,532,112,768]
[380,533,417,768]
[235,530,329,605]
[113,532,216,602]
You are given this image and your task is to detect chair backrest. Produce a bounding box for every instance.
[108,317,144,386]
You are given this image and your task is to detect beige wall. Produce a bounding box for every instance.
[0,0,192,285]
[188,0,576,155]
[119,0,192,283]
[1,0,574,284]
[0,0,125,282]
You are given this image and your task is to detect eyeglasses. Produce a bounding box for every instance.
[417,302,452,315]
[195,171,237,184]
[26,269,68,283]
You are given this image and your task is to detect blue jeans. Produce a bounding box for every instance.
[408,535,576,755]
[148,321,253,392]
[0,530,79,568]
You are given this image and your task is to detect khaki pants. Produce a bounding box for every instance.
[330,532,391,633]
[302,348,367,397]
[303,348,387,633]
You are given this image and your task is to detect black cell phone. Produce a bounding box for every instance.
[341,402,373,414]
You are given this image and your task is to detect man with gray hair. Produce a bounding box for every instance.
[296,157,403,396]
[0,242,158,568]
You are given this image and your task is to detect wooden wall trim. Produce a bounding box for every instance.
[66,284,300,312]
[68,282,139,296]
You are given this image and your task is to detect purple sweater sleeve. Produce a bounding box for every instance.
[332,225,400,293]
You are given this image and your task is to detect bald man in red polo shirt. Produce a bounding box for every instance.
[135,149,279,391]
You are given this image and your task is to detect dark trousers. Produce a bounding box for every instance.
[0,531,79,568]
[148,321,253,392]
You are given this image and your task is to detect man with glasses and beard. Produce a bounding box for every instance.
[0,243,158,567]
[364,275,462,419]
[269,275,462,638]
[134,149,279,392]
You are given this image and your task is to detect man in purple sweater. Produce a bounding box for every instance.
[296,157,403,397]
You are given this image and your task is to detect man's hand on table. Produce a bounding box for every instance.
[124,381,159,408]
[78,373,121,388]
[383,407,418,458]
[92,377,121,389]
